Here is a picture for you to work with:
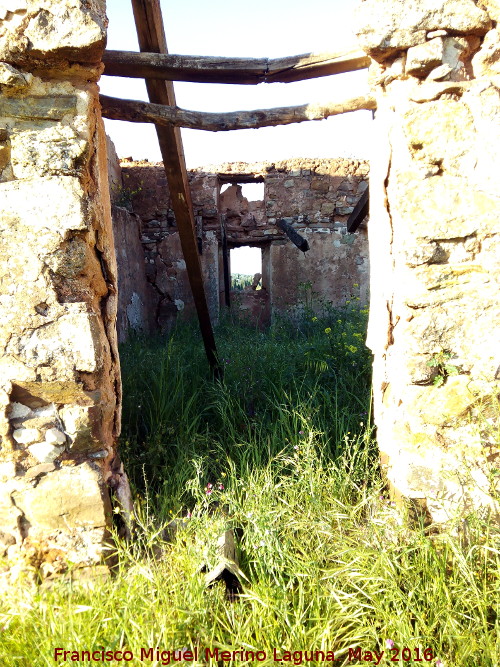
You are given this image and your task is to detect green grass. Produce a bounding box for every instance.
[1,307,499,667]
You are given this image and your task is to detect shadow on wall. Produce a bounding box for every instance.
[108,147,370,340]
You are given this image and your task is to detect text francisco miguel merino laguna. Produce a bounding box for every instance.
[54,648,339,664]
[54,646,435,665]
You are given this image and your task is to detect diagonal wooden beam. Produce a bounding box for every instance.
[347,188,369,233]
[277,219,310,253]
[100,93,376,131]
[130,0,220,375]
[102,49,370,85]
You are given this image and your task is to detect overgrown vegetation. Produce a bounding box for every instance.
[231,273,254,290]
[1,305,499,667]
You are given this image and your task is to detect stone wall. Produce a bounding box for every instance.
[0,1,128,584]
[114,158,369,335]
[1,0,494,589]
[356,0,500,523]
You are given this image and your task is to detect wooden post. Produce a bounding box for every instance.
[221,215,231,309]
[130,0,220,375]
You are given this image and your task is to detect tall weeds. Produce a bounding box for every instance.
[1,307,498,667]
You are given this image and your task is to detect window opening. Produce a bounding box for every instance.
[240,182,264,202]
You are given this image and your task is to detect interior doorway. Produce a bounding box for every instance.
[230,246,262,290]
[217,174,266,312]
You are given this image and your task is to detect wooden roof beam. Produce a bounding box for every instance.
[218,174,265,184]
[100,93,376,131]
[102,49,370,85]
[347,189,369,233]
[130,0,220,375]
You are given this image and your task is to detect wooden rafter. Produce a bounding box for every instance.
[100,93,376,131]
[130,0,220,374]
[347,189,369,233]
[102,49,370,85]
[218,174,264,184]
[277,219,309,253]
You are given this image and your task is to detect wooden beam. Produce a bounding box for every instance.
[100,93,376,131]
[277,219,309,253]
[347,188,369,233]
[130,0,220,375]
[218,174,264,184]
[220,215,231,309]
[102,49,370,85]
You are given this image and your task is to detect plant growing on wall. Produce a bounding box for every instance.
[115,184,142,211]
[427,351,460,387]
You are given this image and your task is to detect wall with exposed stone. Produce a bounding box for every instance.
[114,158,369,335]
[0,0,129,586]
[355,0,500,523]
[0,0,496,592]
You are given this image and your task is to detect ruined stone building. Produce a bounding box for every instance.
[0,0,499,581]
[110,154,369,338]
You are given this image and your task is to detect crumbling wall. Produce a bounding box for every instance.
[356,0,500,522]
[107,142,156,341]
[118,158,369,333]
[263,160,369,315]
[220,183,266,231]
[0,0,127,584]
[112,206,156,342]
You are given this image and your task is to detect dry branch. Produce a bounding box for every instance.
[99,93,376,132]
[102,49,370,84]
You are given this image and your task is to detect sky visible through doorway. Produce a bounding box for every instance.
[101,0,371,273]
[231,247,262,277]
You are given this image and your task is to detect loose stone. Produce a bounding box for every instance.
[28,442,64,464]
[12,428,41,444]
[45,428,66,445]
[8,402,32,419]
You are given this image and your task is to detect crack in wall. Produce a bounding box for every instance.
[383,128,396,352]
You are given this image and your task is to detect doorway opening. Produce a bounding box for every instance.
[217,174,266,312]
[230,246,262,290]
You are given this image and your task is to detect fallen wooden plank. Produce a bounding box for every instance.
[102,49,370,84]
[163,518,245,599]
[130,0,220,375]
[203,529,246,599]
[99,93,376,131]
